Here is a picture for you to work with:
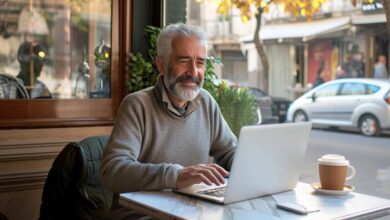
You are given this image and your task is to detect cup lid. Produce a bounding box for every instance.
[318,154,350,166]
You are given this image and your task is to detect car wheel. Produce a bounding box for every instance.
[359,114,382,136]
[293,110,308,122]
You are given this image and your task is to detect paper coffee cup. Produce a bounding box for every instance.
[318,154,355,190]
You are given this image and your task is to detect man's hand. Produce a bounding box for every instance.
[176,164,229,189]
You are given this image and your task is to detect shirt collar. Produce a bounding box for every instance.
[161,83,182,116]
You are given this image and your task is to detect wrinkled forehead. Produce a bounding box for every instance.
[170,36,206,55]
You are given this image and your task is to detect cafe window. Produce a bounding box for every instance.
[1,0,112,99]
[0,0,128,128]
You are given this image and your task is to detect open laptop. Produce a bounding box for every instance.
[173,122,312,204]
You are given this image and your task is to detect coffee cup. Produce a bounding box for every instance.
[318,154,356,191]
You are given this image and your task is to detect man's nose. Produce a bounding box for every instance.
[187,61,198,76]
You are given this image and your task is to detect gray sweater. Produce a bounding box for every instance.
[101,77,237,193]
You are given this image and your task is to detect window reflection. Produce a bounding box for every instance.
[0,0,111,99]
[340,83,366,96]
[314,84,340,97]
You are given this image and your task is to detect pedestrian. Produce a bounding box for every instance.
[374,55,388,79]
[335,65,348,79]
[101,23,237,219]
[313,66,325,88]
[344,45,365,78]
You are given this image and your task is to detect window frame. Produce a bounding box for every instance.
[0,0,130,128]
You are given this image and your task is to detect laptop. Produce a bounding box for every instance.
[173,122,312,204]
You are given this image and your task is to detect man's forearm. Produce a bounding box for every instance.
[101,158,182,193]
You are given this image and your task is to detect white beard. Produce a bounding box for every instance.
[171,83,200,101]
[163,71,203,101]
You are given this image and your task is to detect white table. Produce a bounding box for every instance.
[119,182,390,220]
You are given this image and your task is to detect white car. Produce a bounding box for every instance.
[287,78,390,136]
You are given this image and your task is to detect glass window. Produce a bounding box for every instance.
[0,0,112,99]
[340,83,366,96]
[176,0,390,203]
[367,84,380,94]
[314,84,340,97]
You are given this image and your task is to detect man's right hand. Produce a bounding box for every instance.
[176,164,229,189]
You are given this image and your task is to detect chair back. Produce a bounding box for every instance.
[0,73,29,99]
[39,135,112,220]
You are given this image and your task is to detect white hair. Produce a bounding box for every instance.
[156,23,208,65]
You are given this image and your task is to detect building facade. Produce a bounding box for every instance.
[187,0,388,100]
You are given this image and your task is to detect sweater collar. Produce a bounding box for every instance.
[154,75,202,117]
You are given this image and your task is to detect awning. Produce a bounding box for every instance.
[240,17,351,42]
[351,13,386,24]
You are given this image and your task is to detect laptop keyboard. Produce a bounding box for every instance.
[198,186,227,197]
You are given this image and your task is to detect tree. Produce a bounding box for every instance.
[196,0,327,93]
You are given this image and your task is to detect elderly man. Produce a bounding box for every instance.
[101,23,237,218]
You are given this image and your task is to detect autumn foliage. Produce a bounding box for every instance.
[196,0,328,22]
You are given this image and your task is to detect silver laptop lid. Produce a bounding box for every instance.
[224,122,312,204]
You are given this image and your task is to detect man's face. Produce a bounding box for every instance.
[162,36,206,102]
[379,56,387,64]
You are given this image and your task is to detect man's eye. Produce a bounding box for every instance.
[197,61,205,67]
[178,59,189,64]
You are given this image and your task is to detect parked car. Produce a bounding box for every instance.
[286,78,390,136]
[248,87,291,123]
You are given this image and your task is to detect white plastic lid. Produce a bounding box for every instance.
[318,154,349,166]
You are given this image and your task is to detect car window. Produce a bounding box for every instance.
[314,84,340,97]
[340,83,366,96]
[366,84,380,94]
[248,88,265,97]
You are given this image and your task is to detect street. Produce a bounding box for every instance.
[299,128,390,200]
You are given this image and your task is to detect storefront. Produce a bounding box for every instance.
[240,16,352,99]
[240,10,387,99]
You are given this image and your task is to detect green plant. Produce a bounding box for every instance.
[127,26,160,93]
[127,53,155,93]
[211,82,258,137]
[203,56,222,94]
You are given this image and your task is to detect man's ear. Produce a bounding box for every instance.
[156,56,165,76]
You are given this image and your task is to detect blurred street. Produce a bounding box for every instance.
[299,128,390,200]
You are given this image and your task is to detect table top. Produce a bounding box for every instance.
[119,182,390,220]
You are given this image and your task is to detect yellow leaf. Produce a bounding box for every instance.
[301,8,306,16]
[241,15,249,22]
[196,0,329,21]
[278,2,286,11]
